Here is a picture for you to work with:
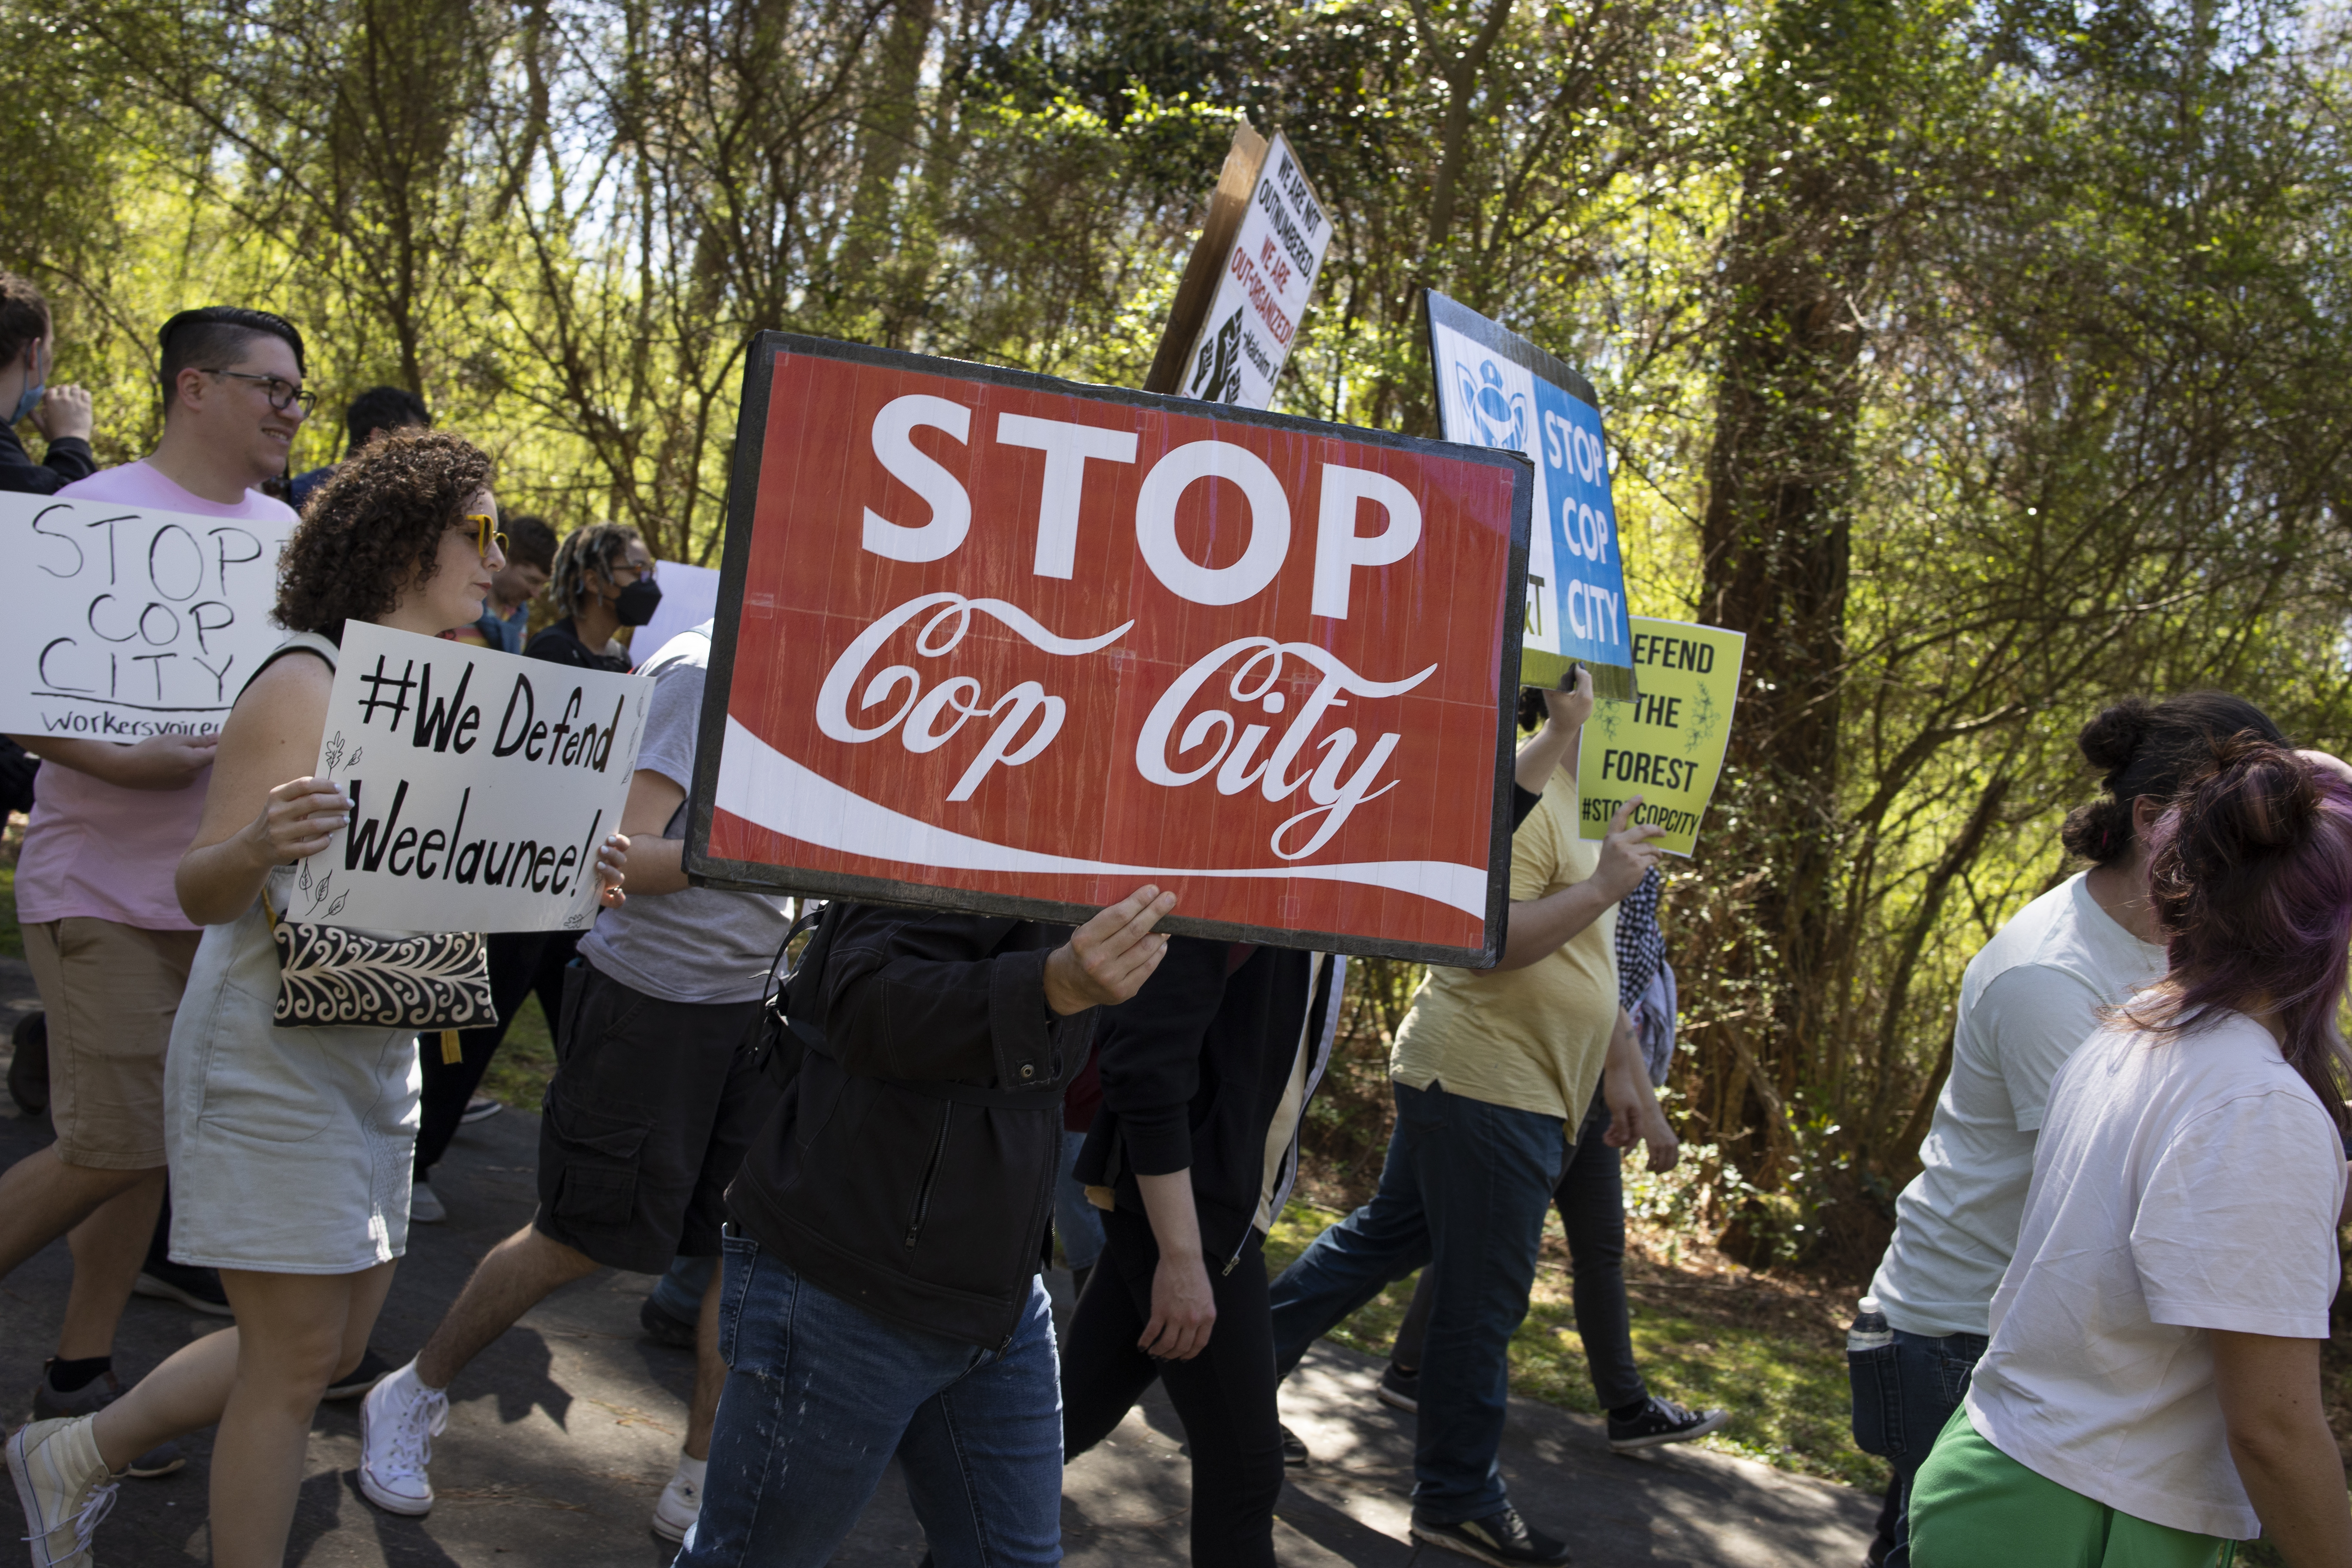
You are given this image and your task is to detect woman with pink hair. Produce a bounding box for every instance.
[1909,739,2352,1567]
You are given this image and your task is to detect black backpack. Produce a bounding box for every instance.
[755,900,838,1088]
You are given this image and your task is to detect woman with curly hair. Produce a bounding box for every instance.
[3,430,628,1568]
[531,521,658,671]
[1909,740,2352,1565]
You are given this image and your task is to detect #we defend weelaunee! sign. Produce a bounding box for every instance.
[689,334,1534,966]
[0,492,299,739]
[1576,617,1746,857]
[1426,291,1638,702]
[293,622,651,933]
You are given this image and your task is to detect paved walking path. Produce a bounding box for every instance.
[0,956,1875,1565]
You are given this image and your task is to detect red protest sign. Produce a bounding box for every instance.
[690,335,1532,964]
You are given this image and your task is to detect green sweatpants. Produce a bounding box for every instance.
[1909,1406,2236,1568]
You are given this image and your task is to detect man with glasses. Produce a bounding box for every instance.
[0,306,307,1476]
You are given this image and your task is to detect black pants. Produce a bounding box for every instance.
[413,930,580,1180]
[1061,1207,1283,1568]
[1391,1089,1645,1411]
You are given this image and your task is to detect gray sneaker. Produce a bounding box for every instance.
[32,1364,183,1478]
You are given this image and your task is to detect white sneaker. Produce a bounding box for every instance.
[410,1181,447,1224]
[6,1415,119,1568]
[651,1455,706,1544]
[358,1361,448,1517]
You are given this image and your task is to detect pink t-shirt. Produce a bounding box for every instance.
[14,462,298,931]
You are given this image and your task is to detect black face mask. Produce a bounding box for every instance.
[613,576,662,627]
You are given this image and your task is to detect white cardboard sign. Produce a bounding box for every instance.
[296,622,652,933]
[0,492,298,740]
[1177,134,1333,410]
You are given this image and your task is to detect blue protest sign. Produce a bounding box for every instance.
[1425,290,1635,700]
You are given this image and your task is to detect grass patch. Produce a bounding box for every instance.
[476,991,558,1110]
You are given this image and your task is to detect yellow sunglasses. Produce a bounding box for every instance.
[461,514,509,560]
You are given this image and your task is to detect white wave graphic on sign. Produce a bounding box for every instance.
[712,716,1488,916]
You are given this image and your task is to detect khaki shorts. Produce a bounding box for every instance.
[23,917,203,1170]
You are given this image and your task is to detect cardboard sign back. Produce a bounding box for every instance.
[690,334,1534,965]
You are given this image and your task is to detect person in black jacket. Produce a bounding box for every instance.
[1059,939,1342,1568]
[678,885,1177,1568]
[0,273,96,495]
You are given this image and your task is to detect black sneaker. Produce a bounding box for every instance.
[1411,1506,1571,1566]
[1375,1361,1418,1414]
[323,1347,396,1401]
[1606,1395,1731,1453]
[639,1295,698,1350]
[33,1362,184,1477]
[134,1260,233,1316]
[1278,1422,1309,1469]
[459,1096,502,1125]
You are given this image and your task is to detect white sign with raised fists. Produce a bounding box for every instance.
[0,493,297,739]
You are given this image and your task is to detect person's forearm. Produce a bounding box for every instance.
[1136,1170,1205,1263]
[7,734,136,786]
[176,826,278,927]
[1513,721,1578,793]
[2230,1421,2352,1566]
[618,834,689,897]
[1496,882,1614,970]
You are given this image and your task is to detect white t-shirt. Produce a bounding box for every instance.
[1965,1010,2344,1540]
[1871,874,2166,1336]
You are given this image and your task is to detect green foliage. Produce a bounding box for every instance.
[11,0,2352,1251]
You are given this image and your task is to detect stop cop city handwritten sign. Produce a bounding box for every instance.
[689,334,1534,964]
[0,492,299,739]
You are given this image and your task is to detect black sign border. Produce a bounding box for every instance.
[686,330,1532,968]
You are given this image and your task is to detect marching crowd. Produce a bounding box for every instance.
[0,272,2345,1568]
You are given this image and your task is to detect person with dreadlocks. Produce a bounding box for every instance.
[528,522,660,672]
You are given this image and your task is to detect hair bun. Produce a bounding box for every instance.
[2077,698,2153,780]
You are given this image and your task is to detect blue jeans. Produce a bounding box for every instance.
[1850,1326,1988,1568]
[677,1233,1064,1567]
[1269,1080,1567,1525]
[1054,1130,1104,1272]
[650,1253,715,1324]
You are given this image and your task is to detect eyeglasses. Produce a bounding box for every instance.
[202,368,317,415]
[612,558,656,582]
[461,514,509,560]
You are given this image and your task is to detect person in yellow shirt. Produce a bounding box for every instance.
[1265,669,1667,1568]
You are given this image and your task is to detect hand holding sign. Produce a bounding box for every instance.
[594,832,629,910]
[258,775,353,863]
[1593,798,1668,901]
[1044,885,1181,1015]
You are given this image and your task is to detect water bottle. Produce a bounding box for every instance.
[1847,1295,1893,1355]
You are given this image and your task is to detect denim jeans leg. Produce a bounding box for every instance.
[680,1235,997,1566]
[1411,1084,1567,1525]
[1054,1130,1105,1274]
[1872,1327,1987,1568]
[1558,1093,1643,1412]
[1268,1081,1437,1378]
[650,1253,716,1324]
[896,1276,1065,1568]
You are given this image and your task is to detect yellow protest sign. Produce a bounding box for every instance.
[1576,617,1746,857]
